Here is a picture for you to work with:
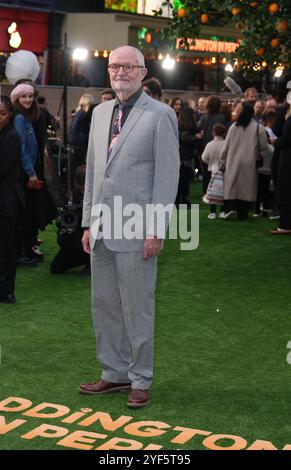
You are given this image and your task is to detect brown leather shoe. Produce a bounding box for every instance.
[127,389,150,408]
[79,379,131,395]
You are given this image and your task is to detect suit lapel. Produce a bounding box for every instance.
[106,92,148,167]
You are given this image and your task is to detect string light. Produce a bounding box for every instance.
[274,65,284,78]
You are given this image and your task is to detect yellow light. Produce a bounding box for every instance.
[162,54,176,70]
[9,31,22,49]
[211,56,216,64]
[274,65,284,78]
[8,22,17,34]
[103,50,108,58]
[94,50,99,57]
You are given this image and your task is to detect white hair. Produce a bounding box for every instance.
[109,46,145,67]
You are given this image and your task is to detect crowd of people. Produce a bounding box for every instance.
[1,73,291,307]
[167,86,291,226]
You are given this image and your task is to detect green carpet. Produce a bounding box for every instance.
[1,182,291,451]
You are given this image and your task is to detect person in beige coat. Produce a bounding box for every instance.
[219,102,268,220]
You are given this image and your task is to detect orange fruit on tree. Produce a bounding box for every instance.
[177,7,187,18]
[250,2,257,7]
[276,20,288,33]
[270,38,280,48]
[255,47,265,56]
[268,3,279,14]
[232,7,241,16]
[200,13,209,24]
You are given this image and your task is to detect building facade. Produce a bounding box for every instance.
[0,0,240,91]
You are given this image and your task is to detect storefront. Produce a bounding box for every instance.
[62,10,240,91]
[0,7,49,84]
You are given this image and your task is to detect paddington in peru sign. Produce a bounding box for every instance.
[176,38,240,53]
[0,396,290,450]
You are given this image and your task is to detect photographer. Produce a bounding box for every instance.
[50,165,90,274]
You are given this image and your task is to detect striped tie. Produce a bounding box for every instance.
[108,103,125,160]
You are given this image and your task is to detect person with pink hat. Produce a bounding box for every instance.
[11,83,55,265]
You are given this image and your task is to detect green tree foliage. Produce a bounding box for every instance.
[156,1,291,67]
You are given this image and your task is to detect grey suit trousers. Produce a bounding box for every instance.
[91,240,157,389]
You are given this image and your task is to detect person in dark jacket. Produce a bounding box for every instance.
[68,93,94,188]
[176,107,203,206]
[0,96,25,303]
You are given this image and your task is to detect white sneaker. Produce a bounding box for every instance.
[219,212,225,219]
[223,211,236,220]
[208,213,217,220]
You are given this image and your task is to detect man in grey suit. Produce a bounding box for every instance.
[79,45,179,408]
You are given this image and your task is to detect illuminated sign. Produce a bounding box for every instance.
[105,0,171,17]
[8,22,22,49]
[176,38,240,54]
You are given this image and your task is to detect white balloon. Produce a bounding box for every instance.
[5,50,40,84]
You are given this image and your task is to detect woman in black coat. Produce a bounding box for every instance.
[0,96,25,303]
[272,110,291,233]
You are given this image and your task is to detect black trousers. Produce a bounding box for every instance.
[176,165,193,205]
[225,199,251,220]
[20,188,39,258]
[50,246,90,274]
[255,173,272,213]
[210,204,225,213]
[0,197,22,297]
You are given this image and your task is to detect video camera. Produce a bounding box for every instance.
[56,203,83,235]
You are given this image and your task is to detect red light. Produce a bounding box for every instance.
[145,33,152,44]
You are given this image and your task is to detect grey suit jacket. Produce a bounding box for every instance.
[82,90,180,252]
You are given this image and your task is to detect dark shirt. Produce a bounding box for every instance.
[109,88,143,147]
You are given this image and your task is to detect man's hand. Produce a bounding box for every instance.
[82,229,91,254]
[143,236,163,260]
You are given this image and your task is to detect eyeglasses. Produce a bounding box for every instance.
[108,63,144,73]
